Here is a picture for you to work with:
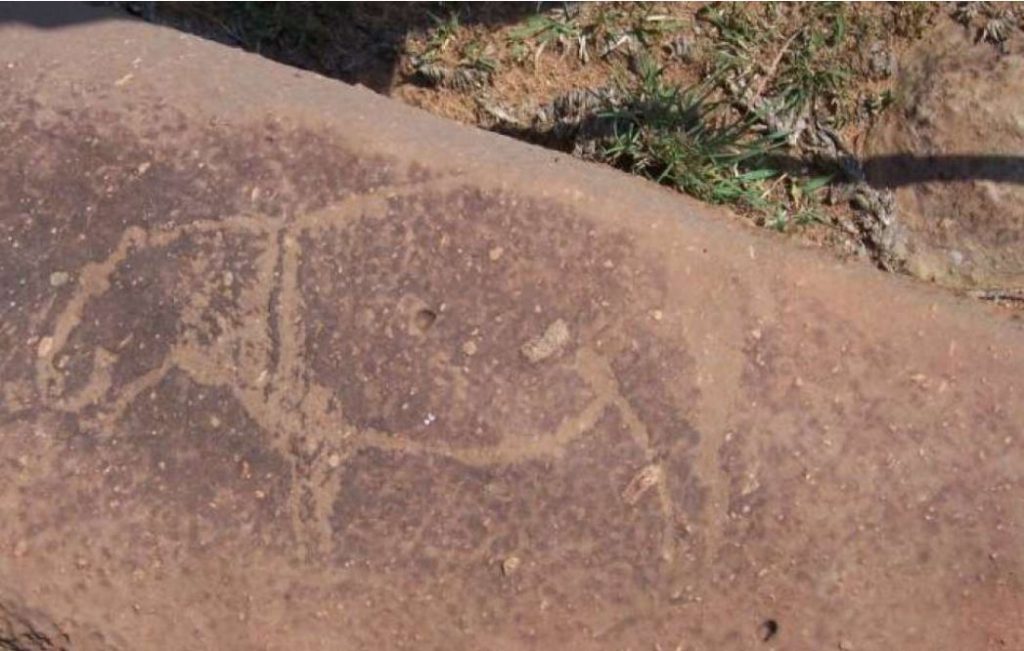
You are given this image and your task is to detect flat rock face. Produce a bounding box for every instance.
[867,21,1024,290]
[1,7,1023,651]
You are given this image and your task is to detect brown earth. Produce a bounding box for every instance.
[866,20,1024,293]
[1,5,1024,651]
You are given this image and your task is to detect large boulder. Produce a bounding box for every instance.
[867,21,1024,291]
[1,6,1022,650]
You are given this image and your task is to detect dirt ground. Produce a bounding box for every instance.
[138,2,1024,306]
[867,17,1024,294]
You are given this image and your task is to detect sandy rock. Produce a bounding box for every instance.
[0,5,1022,651]
[520,318,570,363]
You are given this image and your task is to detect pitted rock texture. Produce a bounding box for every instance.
[0,6,1023,651]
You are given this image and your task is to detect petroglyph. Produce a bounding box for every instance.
[5,8,1024,649]
[30,176,694,557]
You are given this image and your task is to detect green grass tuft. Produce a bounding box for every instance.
[600,59,786,213]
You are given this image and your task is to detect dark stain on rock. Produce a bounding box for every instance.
[662,440,708,524]
[111,368,291,542]
[300,185,643,446]
[3,370,293,566]
[329,408,666,643]
[0,93,408,411]
[55,229,267,407]
[611,326,701,452]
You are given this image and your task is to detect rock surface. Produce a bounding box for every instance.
[867,21,1024,291]
[0,6,1023,651]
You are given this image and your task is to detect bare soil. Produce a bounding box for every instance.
[866,19,1024,295]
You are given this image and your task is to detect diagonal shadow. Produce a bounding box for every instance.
[762,152,1024,188]
[863,154,1024,188]
[0,2,122,27]
[496,110,1024,190]
[0,2,542,94]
